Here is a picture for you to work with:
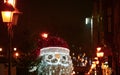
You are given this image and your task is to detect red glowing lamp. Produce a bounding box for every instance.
[41,33,48,39]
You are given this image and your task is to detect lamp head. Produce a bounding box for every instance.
[1,2,15,11]
[1,2,15,23]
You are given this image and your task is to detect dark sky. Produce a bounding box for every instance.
[0,0,93,53]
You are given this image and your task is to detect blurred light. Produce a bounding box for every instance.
[29,66,37,72]
[94,57,98,60]
[93,57,99,65]
[0,48,2,51]
[85,17,92,25]
[91,63,96,69]
[78,55,80,59]
[97,47,101,52]
[91,17,93,25]
[104,61,108,64]
[72,71,75,74]
[1,11,13,22]
[13,47,17,51]
[96,60,99,64]
[4,0,16,7]
[41,33,48,38]
[72,53,75,56]
[14,52,19,57]
[97,52,104,58]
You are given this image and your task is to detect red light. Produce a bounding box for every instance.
[41,33,48,38]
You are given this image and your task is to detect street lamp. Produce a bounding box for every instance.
[1,1,17,75]
[96,47,104,75]
[97,51,104,58]
[96,47,104,58]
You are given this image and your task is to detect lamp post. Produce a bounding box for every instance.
[1,1,19,75]
[96,47,104,75]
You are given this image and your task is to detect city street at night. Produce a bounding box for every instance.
[0,0,120,75]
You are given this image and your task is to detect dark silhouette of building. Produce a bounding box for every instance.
[92,0,120,75]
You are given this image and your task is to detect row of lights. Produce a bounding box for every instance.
[87,47,104,75]
[0,47,19,58]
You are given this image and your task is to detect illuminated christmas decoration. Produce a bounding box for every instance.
[32,35,69,57]
[29,36,73,75]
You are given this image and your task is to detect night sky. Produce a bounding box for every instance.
[0,0,93,54]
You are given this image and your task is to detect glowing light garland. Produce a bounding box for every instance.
[29,36,73,75]
[36,47,73,75]
[40,47,72,66]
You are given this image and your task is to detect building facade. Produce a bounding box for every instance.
[92,0,120,75]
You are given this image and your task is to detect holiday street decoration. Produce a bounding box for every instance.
[29,33,73,75]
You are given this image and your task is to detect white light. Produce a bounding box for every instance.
[0,48,2,51]
[4,0,16,7]
[13,48,17,51]
[105,61,108,64]
[40,47,70,56]
[42,33,48,38]
[97,47,101,52]
[72,71,75,74]
[29,66,37,72]
[85,18,91,25]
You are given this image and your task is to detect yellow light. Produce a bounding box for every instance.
[13,48,17,51]
[97,47,101,52]
[14,52,19,57]
[72,53,75,56]
[91,63,96,69]
[72,71,75,74]
[78,55,80,59]
[0,48,2,52]
[55,54,60,59]
[1,11,13,22]
[94,57,98,60]
[96,60,99,64]
[4,0,16,7]
[97,52,104,57]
